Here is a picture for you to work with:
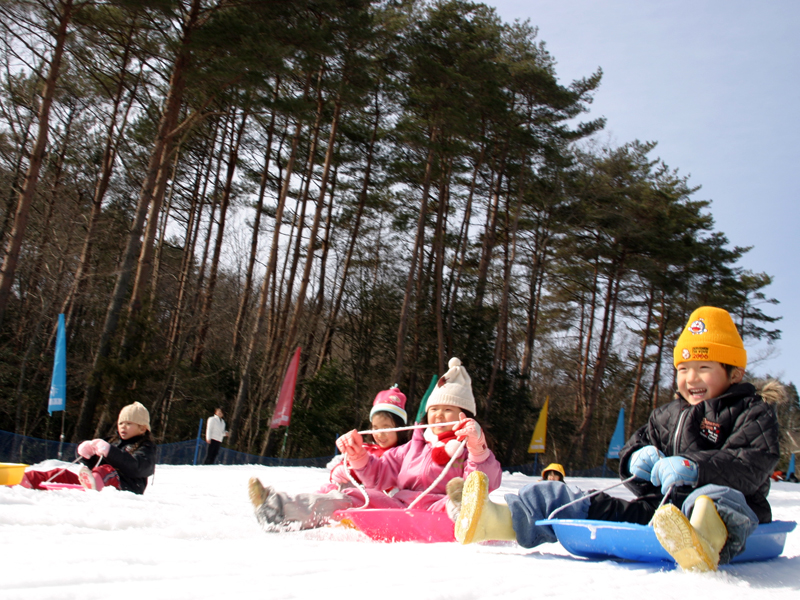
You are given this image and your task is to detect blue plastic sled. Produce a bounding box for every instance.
[535,518,796,564]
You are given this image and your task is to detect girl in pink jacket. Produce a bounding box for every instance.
[248,358,502,531]
[319,386,411,492]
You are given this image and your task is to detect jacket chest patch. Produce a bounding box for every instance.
[699,418,721,444]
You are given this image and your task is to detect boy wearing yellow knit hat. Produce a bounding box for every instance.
[453,307,781,573]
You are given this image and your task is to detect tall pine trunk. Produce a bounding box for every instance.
[0,0,74,329]
[74,0,202,441]
[393,127,437,383]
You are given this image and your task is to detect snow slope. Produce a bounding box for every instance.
[1,464,798,600]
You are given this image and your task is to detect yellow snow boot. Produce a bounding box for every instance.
[454,471,516,544]
[248,477,269,509]
[652,495,727,572]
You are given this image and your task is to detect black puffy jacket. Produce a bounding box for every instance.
[618,382,779,523]
[82,434,156,495]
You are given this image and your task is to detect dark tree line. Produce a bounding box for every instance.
[0,0,792,469]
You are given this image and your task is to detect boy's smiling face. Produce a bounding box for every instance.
[676,360,743,405]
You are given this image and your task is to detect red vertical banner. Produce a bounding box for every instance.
[270,347,301,429]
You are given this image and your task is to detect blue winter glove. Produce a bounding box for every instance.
[628,445,665,481]
[650,456,699,494]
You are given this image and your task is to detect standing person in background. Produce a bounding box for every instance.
[205,408,227,465]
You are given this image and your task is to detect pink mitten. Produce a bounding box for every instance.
[331,462,362,484]
[92,439,111,457]
[454,413,490,462]
[77,441,95,459]
[335,430,368,469]
[330,463,350,484]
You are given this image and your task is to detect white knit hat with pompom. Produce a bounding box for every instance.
[425,357,476,416]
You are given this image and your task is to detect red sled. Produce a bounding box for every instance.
[333,508,456,543]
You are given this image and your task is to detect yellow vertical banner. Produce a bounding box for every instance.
[527,396,548,453]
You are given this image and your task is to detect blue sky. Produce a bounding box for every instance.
[486,0,799,384]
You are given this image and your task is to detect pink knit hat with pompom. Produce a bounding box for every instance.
[369,386,408,425]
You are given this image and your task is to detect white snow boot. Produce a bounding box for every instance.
[446,477,464,522]
[78,466,102,491]
[454,471,516,544]
[652,495,728,572]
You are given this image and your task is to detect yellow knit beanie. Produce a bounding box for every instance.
[673,306,747,368]
[118,401,151,431]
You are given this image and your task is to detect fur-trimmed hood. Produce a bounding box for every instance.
[752,379,787,404]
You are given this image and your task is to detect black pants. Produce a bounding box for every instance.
[587,491,660,524]
[204,440,222,464]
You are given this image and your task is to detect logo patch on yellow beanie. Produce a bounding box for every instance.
[688,319,707,335]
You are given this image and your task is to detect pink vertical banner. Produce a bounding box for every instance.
[270,347,301,428]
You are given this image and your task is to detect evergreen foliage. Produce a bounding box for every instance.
[0,0,788,469]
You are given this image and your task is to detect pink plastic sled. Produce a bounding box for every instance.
[333,508,456,543]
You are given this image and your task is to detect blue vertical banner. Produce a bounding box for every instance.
[48,314,67,415]
[789,453,796,480]
[193,418,204,466]
[606,406,626,459]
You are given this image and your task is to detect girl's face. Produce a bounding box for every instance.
[371,413,399,449]
[427,404,461,435]
[118,420,147,440]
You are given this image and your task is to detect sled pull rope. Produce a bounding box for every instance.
[357,421,461,436]
[44,456,82,483]
[646,483,676,525]
[547,475,637,520]
[341,454,371,509]
[341,421,467,511]
[407,438,467,510]
[44,455,103,483]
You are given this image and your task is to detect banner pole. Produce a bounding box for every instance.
[280,428,289,458]
[193,418,203,465]
[58,411,65,460]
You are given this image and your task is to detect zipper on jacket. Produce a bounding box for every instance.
[672,408,689,455]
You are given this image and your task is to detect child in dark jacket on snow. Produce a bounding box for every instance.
[21,401,156,494]
[453,306,781,573]
[77,401,156,494]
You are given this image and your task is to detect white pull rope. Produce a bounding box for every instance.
[341,454,371,509]
[647,483,676,525]
[356,421,460,436]
[547,475,637,520]
[408,439,467,510]
[44,456,82,483]
[44,455,104,483]
[340,421,466,511]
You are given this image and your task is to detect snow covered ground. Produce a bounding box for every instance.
[2,463,799,600]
